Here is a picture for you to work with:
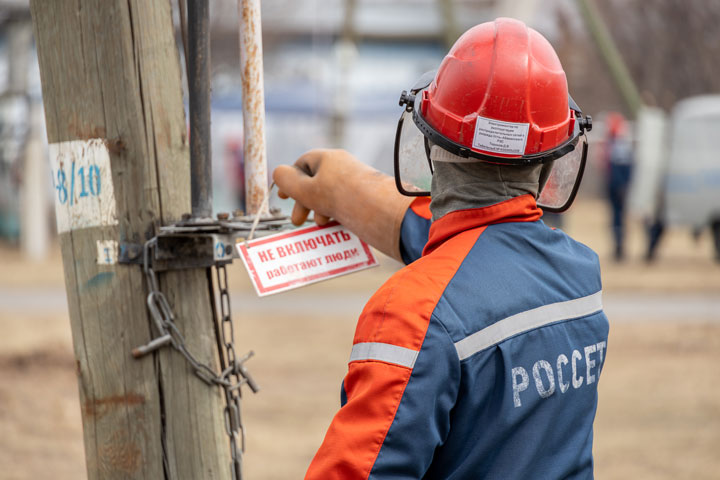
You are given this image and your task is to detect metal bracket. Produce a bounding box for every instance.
[119,211,291,271]
[153,233,233,270]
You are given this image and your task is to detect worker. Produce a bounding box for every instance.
[274,18,608,479]
[604,112,634,261]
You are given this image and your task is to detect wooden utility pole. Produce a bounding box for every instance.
[30,1,229,478]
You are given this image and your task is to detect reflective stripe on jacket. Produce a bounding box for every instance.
[306,194,608,480]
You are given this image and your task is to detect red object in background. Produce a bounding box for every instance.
[225,137,246,212]
[601,112,630,170]
[605,112,628,138]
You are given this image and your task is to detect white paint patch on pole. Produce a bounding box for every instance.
[239,0,270,216]
[48,138,118,233]
[96,240,119,265]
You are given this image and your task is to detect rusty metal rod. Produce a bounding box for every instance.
[188,0,213,218]
[238,0,270,216]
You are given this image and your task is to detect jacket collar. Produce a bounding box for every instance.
[422,194,543,256]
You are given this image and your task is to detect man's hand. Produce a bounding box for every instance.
[272,149,414,262]
[273,149,359,226]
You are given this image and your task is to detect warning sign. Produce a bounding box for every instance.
[237,221,378,296]
[472,116,530,155]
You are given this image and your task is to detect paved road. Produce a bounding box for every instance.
[0,287,718,322]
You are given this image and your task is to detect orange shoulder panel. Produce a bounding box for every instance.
[353,225,481,349]
[409,196,432,220]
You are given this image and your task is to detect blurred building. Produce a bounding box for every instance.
[203,0,582,212]
[2,0,718,235]
[0,2,47,252]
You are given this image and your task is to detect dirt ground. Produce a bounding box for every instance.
[0,199,719,479]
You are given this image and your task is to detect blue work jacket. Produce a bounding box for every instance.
[306,194,609,479]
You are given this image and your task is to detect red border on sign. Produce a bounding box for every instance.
[237,222,378,295]
[245,221,340,247]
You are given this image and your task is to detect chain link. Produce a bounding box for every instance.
[137,238,259,480]
[217,262,245,478]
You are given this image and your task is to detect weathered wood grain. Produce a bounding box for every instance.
[30,1,229,478]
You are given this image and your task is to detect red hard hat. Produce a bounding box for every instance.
[394,18,593,212]
[416,17,579,163]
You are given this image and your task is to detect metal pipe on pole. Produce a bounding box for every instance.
[188,0,213,219]
[238,0,270,216]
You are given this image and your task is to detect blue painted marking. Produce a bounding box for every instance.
[78,166,89,198]
[83,272,115,291]
[215,242,226,258]
[70,161,76,206]
[56,168,68,204]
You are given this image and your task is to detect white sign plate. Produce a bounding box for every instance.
[96,240,119,265]
[472,116,530,155]
[237,222,379,297]
[49,139,118,233]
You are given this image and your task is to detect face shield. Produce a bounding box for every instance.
[535,135,588,212]
[393,71,437,196]
[394,105,434,195]
[393,73,592,212]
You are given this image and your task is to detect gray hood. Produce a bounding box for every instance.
[429,146,542,221]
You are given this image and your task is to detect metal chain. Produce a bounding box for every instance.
[136,237,259,480]
[217,262,245,480]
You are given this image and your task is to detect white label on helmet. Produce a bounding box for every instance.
[472,116,530,156]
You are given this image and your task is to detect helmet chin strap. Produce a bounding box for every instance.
[429,146,542,221]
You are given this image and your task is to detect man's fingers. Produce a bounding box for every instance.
[272,164,316,205]
[273,149,340,225]
[291,201,311,226]
[315,213,331,225]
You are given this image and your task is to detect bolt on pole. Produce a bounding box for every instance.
[188,0,213,219]
[238,0,270,216]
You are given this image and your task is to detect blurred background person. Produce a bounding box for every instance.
[603,112,633,261]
